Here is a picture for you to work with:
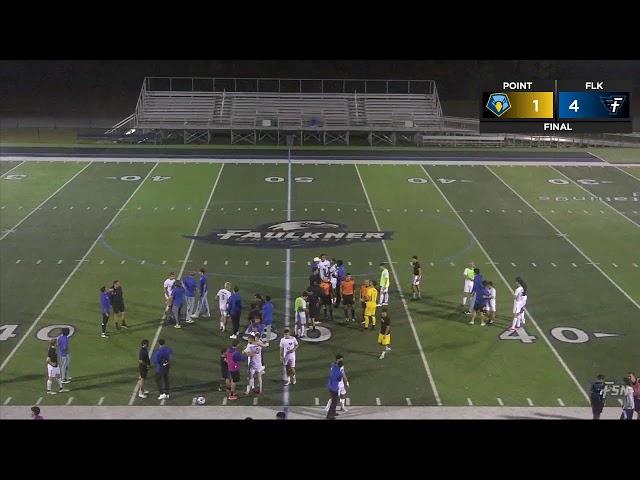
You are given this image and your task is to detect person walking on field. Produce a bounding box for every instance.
[57,328,71,384]
[100,286,111,338]
[110,280,128,329]
[152,339,173,400]
[136,339,151,399]
[589,374,607,420]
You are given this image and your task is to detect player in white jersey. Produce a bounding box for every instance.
[486,281,496,325]
[279,328,299,386]
[510,277,528,331]
[215,282,232,333]
[244,334,266,394]
[163,272,176,320]
[325,363,350,413]
[329,259,338,305]
[462,261,475,313]
[319,254,331,281]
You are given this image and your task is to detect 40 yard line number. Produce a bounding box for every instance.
[0,324,76,341]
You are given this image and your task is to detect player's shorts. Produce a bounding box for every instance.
[139,365,148,379]
[464,279,473,293]
[361,301,367,310]
[296,312,307,325]
[591,400,604,417]
[378,333,391,346]
[473,302,486,312]
[221,365,229,380]
[112,302,125,314]
[47,364,60,378]
[283,354,296,368]
[364,304,377,317]
[488,299,496,311]
[338,381,347,396]
[321,295,332,305]
[250,364,266,376]
[413,275,421,286]
[230,370,240,383]
[342,294,354,305]
[330,278,338,290]
[513,302,526,315]
[219,307,228,317]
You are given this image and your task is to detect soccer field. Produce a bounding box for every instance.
[0,153,639,413]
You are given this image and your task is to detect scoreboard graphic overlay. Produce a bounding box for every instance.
[480,80,632,133]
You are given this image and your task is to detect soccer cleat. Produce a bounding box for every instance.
[101,333,109,338]
[468,321,474,325]
[385,346,391,351]
[464,311,471,315]
[191,314,199,318]
[228,395,238,401]
[379,352,386,359]
[186,319,195,324]
[115,322,120,330]
[174,323,182,329]
[59,388,70,393]
[158,394,167,400]
[143,390,149,394]
[340,407,348,412]
[138,393,148,399]
[47,390,56,395]
[229,334,237,339]
[292,376,297,385]
[121,323,129,329]
[480,322,486,326]
[61,380,71,384]
[245,385,251,395]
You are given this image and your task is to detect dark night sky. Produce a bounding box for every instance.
[1,60,638,125]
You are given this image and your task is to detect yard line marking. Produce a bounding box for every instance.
[265,261,270,266]
[75,259,88,263]
[346,398,351,406]
[531,262,537,267]
[0,163,160,374]
[633,263,638,268]
[35,397,43,405]
[549,166,640,228]
[488,166,640,312]
[3,397,11,405]
[132,164,225,406]
[57,259,63,265]
[52,206,57,210]
[430,262,435,266]
[449,261,455,266]
[527,398,534,406]
[347,261,352,266]
[1,160,26,176]
[368,261,373,266]
[612,263,618,267]
[98,397,105,405]
[467,398,473,406]
[356,165,441,406]
[224,260,229,265]
[120,260,126,264]
[244,260,249,266]
[315,397,319,406]
[405,397,412,406]
[557,398,565,407]
[15,259,21,264]
[421,165,590,403]
[497,398,504,406]
[376,397,382,406]
[203,260,208,265]
[140,260,146,265]
[162,260,167,265]
[0,162,92,241]
[66,397,74,405]
[551,262,557,267]
[222,397,227,405]
[283,149,294,415]
[571,262,577,267]
[253,397,258,405]
[511,262,516,267]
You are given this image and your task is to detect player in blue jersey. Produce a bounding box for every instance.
[170,280,186,329]
[469,280,491,326]
[193,268,210,318]
[182,272,197,323]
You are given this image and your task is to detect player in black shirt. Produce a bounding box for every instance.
[136,339,151,399]
[378,308,392,359]
[590,374,607,420]
[410,256,422,300]
[307,281,323,328]
[110,280,128,329]
[46,339,69,395]
[219,348,230,393]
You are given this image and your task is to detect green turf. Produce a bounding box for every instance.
[588,148,640,163]
[1,161,87,233]
[1,160,638,409]
[0,161,22,176]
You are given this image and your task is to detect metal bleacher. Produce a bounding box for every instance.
[109,77,453,145]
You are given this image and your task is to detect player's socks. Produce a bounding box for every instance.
[325,399,331,411]
[47,380,52,391]
[57,379,64,389]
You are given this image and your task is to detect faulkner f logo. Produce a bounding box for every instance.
[185,220,393,249]
[600,95,626,114]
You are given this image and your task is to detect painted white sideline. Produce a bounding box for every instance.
[0,163,160,372]
[355,164,442,406]
[419,165,590,402]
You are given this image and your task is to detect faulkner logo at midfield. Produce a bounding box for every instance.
[185,220,393,249]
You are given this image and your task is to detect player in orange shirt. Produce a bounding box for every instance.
[319,277,334,321]
[340,274,356,322]
[359,279,369,323]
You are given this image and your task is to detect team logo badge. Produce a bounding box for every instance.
[486,93,512,117]
[185,219,393,249]
[600,94,626,115]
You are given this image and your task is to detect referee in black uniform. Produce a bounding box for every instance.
[110,280,128,329]
[136,340,151,399]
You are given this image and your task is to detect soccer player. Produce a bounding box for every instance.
[469,268,484,312]
[279,328,299,386]
[326,355,344,420]
[334,260,346,307]
[261,295,274,345]
[319,277,333,321]
[100,286,111,338]
[163,272,176,321]
[56,327,71,384]
[590,374,607,420]
[245,303,263,337]
[629,372,640,420]
[170,280,186,329]
[244,333,266,395]
[319,253,331,280]
[193,268,211,318]
[308,280,322,326]
[152,339,172,400]
[215,282,232,333]
[294,292,309,338]
[410,256,421,300]
[137,339,151,399]
[486,281,496,325]
[378,307,391,359]
[462,261,475,314]
[363,280,378,329]
[509,277,528,331]
[378,263,390,306]
[45,339,69,395]
[31,406,43,420]
[329,259,338,305]
[219,348,229,393]
[340,274,356,321]
[621,376,635,420]
[228,286,243,339]
[326,356,350,413]
[359,279,369,323]
[110,280,128,329]
[469,280,490,326]
[182,273,197,322]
